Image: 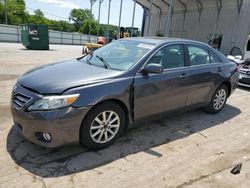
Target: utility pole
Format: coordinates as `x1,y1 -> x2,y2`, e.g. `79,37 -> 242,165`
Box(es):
4,0 -> 8,24
89,0 -> 97,42
147,1 -> 152,36
107,0 -> 111,39
166,0 -> 173,36
97,0 -> 104,38
131,1 -> 136,37
118,0 -> 123,38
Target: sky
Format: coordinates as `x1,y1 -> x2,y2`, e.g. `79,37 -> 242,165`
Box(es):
25,0 -> 144,29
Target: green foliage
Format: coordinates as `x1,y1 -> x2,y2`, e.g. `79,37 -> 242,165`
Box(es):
69,8 -> 94,31
100,24 -> 118,33
0,0 -> 28,25
48,20 -> 75,32
100,23 -> 119,38
27,9 -> 48,25
0,3 -> 120,36
79,19 -> 104,36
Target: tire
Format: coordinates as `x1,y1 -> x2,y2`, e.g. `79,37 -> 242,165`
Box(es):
204,84 -> 228,114
80,102 -> 126,150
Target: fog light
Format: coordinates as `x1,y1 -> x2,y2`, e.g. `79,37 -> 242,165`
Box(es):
42,132 -> 51,142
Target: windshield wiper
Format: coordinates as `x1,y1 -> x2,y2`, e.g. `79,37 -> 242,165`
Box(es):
95,55 -> 110,69
86,53 -> 93,65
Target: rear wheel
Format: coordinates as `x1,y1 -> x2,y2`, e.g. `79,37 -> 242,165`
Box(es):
80,102 -> 125,150
205,84 -> 228,114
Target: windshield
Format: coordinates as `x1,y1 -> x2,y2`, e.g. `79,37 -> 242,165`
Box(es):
80,40 -> 154,71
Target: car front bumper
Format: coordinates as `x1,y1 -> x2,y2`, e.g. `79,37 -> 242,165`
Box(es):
10,83 -> 91,148
11,105 -> 90,148
238,82 -> 250,87
238,70 -> 250,88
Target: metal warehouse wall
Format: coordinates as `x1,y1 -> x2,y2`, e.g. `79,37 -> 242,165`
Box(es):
142,0 -> 250,55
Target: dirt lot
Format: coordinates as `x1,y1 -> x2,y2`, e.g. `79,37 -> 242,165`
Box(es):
0,42 -> 250,188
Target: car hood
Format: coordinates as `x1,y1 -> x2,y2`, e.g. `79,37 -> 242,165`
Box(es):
18,59 -> 122,94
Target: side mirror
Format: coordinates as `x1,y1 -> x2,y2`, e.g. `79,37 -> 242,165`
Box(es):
141,63 -> 164,75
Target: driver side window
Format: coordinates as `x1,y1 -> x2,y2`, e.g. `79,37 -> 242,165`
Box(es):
147,44 -> 185,69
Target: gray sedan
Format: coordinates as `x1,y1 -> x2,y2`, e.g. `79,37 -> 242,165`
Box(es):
11,37 -> 239,149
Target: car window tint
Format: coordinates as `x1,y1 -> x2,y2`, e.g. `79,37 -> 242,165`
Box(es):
210,52 -> 221,64
188,45 -> 210,66
147,49 -> 164,65
147,44 -> 184,69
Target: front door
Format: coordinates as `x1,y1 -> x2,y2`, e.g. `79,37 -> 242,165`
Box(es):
133,44 -> 189,120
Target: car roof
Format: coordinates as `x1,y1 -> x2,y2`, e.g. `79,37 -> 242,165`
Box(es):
121,37 -> 206,46
119,37 -> 228,63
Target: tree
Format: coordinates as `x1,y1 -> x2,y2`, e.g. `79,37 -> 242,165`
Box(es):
79,19 -> 104,36
48,20 -> 75,32
0,1 -> 5,23
34,9 -> 44,18
100,23 -> 119,37
0,2 -> 121,36
0,0 -> 28,25
27,9 -> 48,25
69,8 -> 94,31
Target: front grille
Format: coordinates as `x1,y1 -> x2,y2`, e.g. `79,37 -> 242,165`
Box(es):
239,77 -> 250,85
12,93 -> 32,110
240,69 -> 250,76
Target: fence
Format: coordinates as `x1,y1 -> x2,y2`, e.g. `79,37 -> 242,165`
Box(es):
0,24 -> 97,45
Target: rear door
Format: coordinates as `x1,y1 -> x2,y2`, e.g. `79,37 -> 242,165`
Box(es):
133,44 -> 190,120
184,44 -> 224,106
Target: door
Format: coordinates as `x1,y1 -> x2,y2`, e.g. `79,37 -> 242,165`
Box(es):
133,44 -> 190,120
185,44 -> 224,106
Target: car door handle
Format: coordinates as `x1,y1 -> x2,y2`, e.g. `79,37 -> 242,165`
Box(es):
217,67 -> 222,72
180,73 -> 189,79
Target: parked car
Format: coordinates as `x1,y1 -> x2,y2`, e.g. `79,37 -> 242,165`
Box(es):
228,34 -> 250,62
244,34 -> 250,61
238,59 -> 250,87
227,35 -> 250,88
11,37 -> 239,149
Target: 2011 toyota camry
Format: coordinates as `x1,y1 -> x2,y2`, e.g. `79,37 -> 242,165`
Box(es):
11,37 -> 239,149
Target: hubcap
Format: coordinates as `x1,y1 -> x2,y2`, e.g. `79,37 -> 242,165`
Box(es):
213,89 -> 226,110
90,110 -> 120,144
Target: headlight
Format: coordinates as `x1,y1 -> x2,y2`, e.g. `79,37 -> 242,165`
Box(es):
28,94 -> 79,111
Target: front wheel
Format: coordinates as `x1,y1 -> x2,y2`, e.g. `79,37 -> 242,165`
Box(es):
80,102 -> 126,150
204,85 -> 228,114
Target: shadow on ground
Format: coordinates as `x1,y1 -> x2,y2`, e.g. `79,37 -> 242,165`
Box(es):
20,48 -> 57,51
7,104 -> 241,177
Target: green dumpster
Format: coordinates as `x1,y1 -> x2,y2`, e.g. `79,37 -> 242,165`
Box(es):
21,25 -> 49,50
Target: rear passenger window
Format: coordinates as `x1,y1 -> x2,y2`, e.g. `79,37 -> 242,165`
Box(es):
187,45 -> 210,66
210,52 -> 221,64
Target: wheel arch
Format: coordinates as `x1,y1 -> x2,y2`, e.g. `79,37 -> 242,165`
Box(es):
220,81 -> 232,97
79,98 -> 130,143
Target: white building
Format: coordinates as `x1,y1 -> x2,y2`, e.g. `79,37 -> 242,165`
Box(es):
136,0 -> 250,55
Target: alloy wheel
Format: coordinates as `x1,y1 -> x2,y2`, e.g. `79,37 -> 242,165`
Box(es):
213,89 -> 226,110
90,110 -> 120,144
